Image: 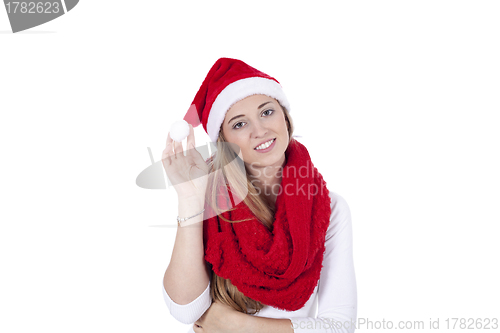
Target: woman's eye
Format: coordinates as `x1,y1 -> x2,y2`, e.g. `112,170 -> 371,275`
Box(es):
263,109 -> 274,116
233,122 -> 244,129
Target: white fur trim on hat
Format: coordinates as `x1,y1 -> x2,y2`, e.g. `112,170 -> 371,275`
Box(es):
206,77 -> 291,142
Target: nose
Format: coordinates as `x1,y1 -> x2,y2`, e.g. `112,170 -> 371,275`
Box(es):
251,121 -> 268,139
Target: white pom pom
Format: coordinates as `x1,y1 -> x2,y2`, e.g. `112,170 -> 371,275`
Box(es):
169,120 -> 190,142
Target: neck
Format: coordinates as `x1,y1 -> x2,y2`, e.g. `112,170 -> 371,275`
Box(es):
247,154 -> 287,206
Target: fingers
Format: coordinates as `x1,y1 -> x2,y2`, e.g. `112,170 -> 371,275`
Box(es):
173,139 -> 184,157
165,132 -> 185,160
162,133 -> 174,165
186,124 -> 201,160
168,126 -> 184,158
166,131 -> 173,147
165,133 -> 174,155
164,125 -> 199,165
162,147 -> 170,166
186,124 -> 195,150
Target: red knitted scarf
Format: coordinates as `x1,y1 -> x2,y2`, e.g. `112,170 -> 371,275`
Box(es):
203,139 -> 331,311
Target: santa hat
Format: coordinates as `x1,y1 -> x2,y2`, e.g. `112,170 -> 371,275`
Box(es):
183,57 -> 291,142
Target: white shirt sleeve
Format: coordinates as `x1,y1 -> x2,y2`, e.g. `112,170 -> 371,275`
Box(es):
288,191 -> 358,333
161,279 -> 212,325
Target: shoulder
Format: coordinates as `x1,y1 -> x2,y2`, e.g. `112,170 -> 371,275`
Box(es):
328,191 -> 351,218
326,191 -> 353,236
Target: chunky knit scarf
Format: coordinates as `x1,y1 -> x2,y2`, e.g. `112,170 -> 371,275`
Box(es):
203,139 -> 332,311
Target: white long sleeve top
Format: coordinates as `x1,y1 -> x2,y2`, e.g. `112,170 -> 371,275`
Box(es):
162,190 -> 357,333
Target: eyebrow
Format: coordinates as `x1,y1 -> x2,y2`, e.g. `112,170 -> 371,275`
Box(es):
227,101 -> 273,125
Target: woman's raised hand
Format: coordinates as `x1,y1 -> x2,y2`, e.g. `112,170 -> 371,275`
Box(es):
162,124 -> 209,200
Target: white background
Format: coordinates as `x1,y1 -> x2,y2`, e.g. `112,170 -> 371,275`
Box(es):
1,1 -> 499,332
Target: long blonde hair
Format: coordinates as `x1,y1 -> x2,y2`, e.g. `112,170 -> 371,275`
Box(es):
204,101 -> 294,314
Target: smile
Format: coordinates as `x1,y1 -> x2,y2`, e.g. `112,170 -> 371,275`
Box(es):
254,138 -> 276,151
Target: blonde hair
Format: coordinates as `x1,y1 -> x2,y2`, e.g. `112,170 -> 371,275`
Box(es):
204,101 -> 294,314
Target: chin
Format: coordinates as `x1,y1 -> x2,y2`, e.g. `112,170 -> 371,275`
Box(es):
254,151 -> 284,165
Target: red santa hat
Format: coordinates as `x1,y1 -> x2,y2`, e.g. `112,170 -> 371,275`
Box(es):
183,57 -> 291,142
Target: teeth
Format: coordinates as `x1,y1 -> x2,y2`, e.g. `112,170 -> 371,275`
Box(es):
255,139 -> 274,150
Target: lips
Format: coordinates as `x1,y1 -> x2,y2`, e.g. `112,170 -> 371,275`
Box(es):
254,138 -> 276,150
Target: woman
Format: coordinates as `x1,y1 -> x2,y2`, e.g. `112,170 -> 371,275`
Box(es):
161,58 -> 357,333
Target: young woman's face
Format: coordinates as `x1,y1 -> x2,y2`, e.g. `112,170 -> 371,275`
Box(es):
221,94 -> 289,168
